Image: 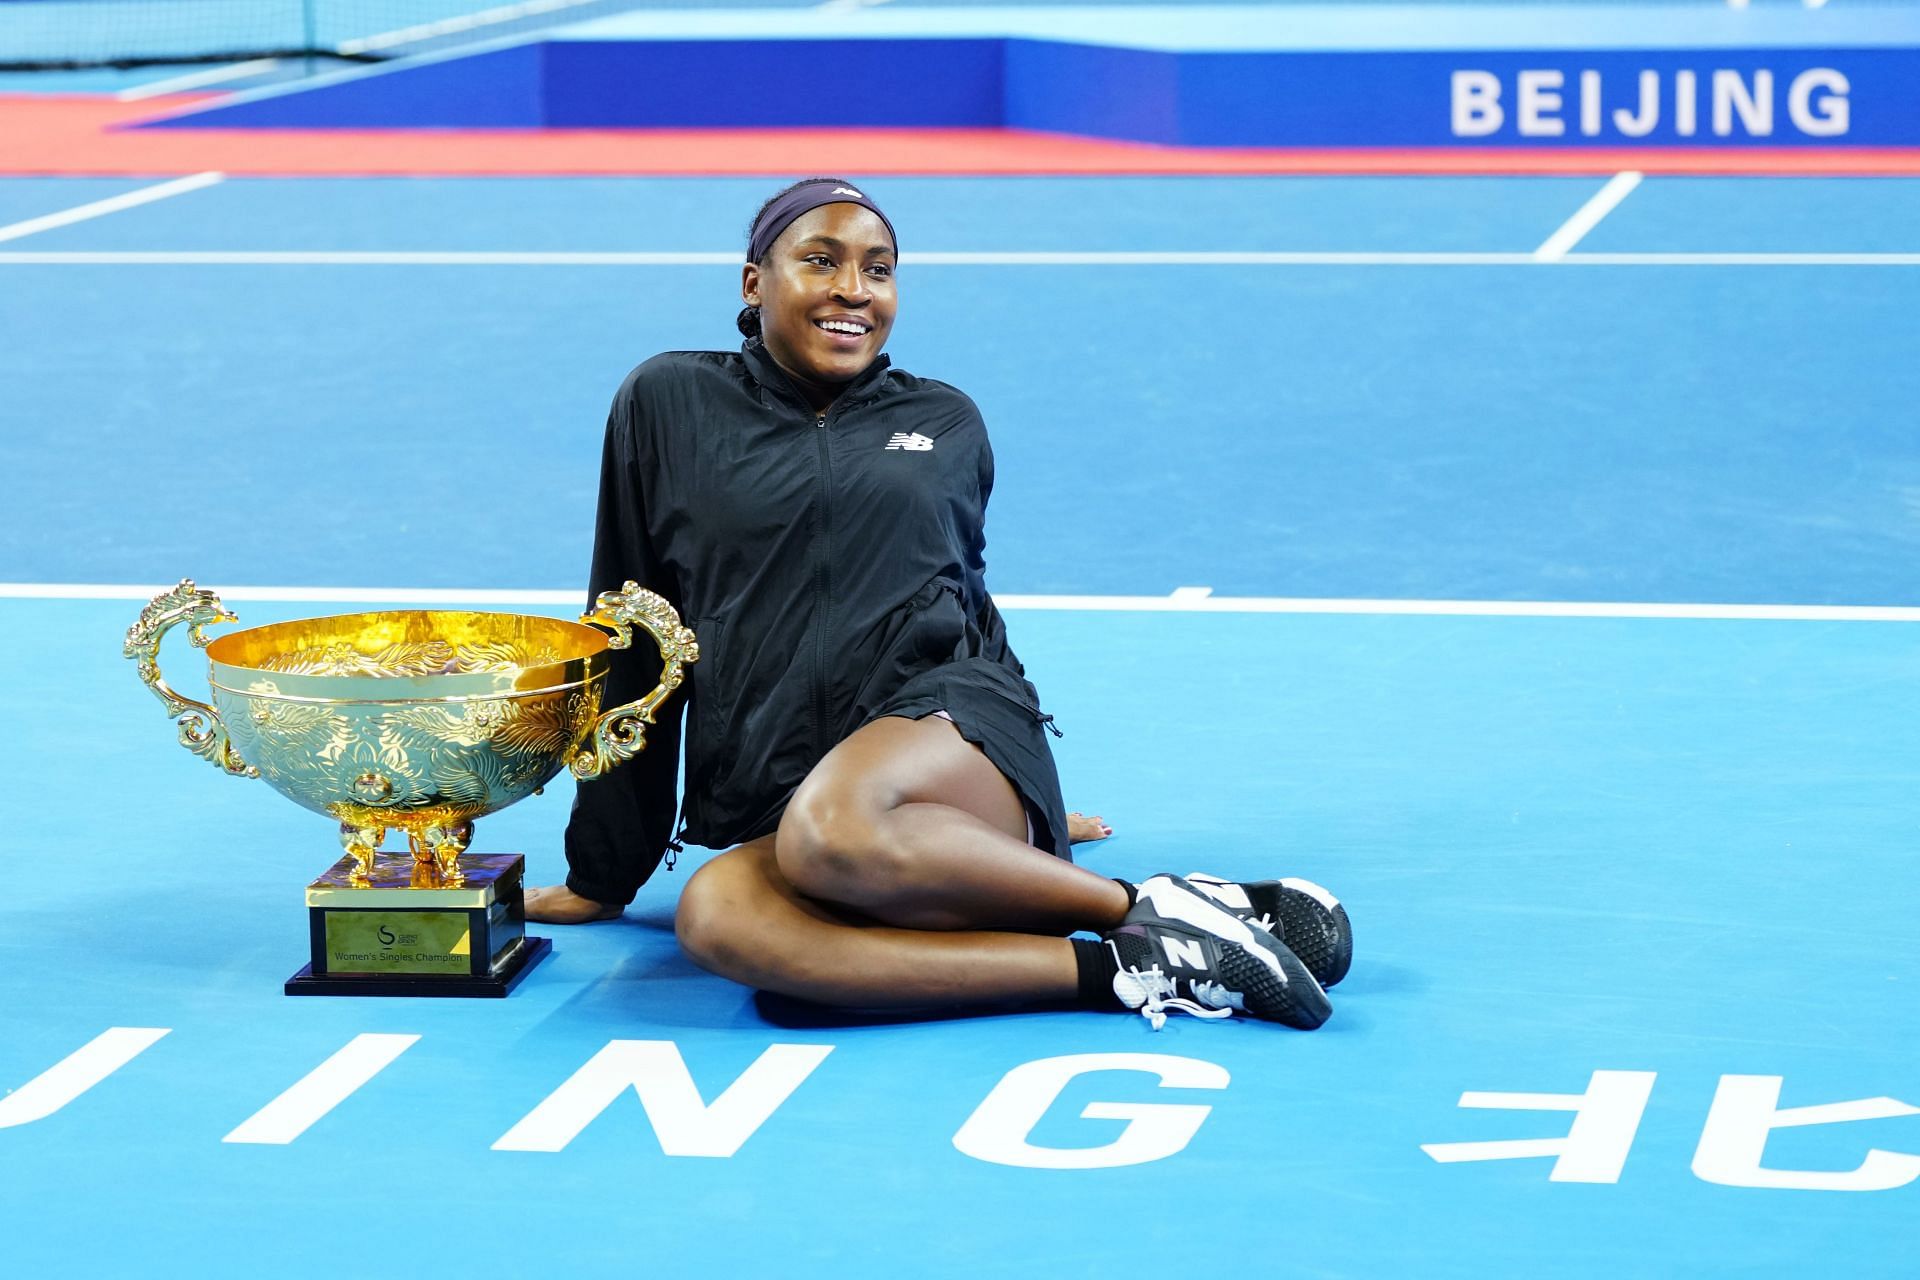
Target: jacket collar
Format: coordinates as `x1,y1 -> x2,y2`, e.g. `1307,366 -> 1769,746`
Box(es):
742,338 -> 893,417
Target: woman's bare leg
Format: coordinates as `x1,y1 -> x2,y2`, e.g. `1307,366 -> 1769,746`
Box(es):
531,717 -> 1119,928
529,801 -> 1111,924
775,714 -> 1131,934
676,835 -> 1081,1008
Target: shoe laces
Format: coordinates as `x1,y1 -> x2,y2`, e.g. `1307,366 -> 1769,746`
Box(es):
1109,943 -> 1235,1031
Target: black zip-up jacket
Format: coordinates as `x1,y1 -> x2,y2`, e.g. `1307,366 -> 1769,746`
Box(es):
563,340 -> 1068,904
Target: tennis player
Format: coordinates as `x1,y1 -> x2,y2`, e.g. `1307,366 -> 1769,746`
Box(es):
526,180 -> 1350,1028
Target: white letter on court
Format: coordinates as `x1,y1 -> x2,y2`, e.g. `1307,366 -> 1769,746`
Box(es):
1612,70 -> 1660,137
1422,1070 -> 1656,1183
1712,69 -> 1773,137
1579,70 -> 1602,136
1789,69 -> 1850,137
953,1053 -> 1229,1170
0,1028 -> 170,1129
1517,70 -> 1566,136
1452,71 -> 1503,137
493,1040 -> 832,1156
1692,1075 -> 1920,1192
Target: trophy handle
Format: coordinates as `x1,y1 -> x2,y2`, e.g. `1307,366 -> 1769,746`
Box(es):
570,581 -> 699,780
123,579 -> 259,778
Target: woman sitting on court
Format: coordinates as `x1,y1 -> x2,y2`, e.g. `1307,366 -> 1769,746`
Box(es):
525,179 -> 1350,1029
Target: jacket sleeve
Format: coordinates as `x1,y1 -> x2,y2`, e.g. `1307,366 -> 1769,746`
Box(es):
561,376 -> 686,905
966,409 -> 1025,677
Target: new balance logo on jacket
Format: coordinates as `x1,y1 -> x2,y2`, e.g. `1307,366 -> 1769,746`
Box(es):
886,433 -> 934,452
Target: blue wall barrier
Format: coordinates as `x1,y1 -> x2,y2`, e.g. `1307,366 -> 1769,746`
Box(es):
544,38 -> 1006,129
140,34 -> 1920,147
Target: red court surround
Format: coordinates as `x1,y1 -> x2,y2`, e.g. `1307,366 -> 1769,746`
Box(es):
5,95 -> 1920,176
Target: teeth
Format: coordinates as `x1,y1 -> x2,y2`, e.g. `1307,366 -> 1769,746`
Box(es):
818,320 -> 869,335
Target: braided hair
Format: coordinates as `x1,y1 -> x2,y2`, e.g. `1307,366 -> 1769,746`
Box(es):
736,176 -> 862,340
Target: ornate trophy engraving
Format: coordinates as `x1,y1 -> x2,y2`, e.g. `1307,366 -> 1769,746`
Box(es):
127,579 -> 697,996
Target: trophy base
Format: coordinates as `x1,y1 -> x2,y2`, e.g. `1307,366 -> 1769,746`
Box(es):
287,850 -> 552,998
286,935 -> 552,998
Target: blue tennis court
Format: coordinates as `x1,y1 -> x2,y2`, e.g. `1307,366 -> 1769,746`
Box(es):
3,170 -> 1918,1276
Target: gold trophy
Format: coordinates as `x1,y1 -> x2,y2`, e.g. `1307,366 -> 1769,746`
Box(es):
126,579 -> 697,997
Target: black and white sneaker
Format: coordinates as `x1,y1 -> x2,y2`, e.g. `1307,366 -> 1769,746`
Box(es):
1185,872 -> 1353,988
1102,874 -> 1331,1030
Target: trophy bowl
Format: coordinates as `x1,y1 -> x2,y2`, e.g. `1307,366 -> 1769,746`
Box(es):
127,579 -> 697,888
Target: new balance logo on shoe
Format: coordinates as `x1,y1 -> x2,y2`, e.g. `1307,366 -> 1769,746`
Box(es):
886,433 -> 934,452
1103,875 -> 1330,1031
1185,871 -> 1353,988
1161,936 -> 1209,969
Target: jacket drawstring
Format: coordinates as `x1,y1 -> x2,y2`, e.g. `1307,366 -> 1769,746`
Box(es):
664,792 -> 688,872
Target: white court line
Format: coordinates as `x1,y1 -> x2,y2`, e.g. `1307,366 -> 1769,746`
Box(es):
1562,253 -> 1920,265
920,252 -> 1539,265
337,0 -> 606,54
1535,171 -> 1643,262
117,60 -> 279,102
0,174 -> 225,246
8,583 -> 1920,622
0,250 -> 732,265
1,583 -> 582,605
222,1033 -> 419,1145
2,249 -> 1915,267
994,595 -> 1920,621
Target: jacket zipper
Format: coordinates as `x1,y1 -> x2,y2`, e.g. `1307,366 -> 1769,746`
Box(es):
811,410 -> 833,762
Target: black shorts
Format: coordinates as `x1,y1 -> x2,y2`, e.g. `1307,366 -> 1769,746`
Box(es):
857,656 -> 1072,862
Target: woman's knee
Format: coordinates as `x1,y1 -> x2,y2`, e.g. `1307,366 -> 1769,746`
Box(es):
774,781 -> 905,905
675,854 -> 760,978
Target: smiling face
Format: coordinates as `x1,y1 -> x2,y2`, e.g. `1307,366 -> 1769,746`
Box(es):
742,203 -> 897,404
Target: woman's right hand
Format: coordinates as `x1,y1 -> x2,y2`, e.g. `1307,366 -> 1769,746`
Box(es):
524,884 -> 624,924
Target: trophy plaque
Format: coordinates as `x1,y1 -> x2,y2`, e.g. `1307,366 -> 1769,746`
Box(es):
125,579 -> 697,998
294,852 -> 545,997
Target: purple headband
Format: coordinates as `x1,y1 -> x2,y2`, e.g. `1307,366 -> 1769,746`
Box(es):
747,180 -> 898,264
